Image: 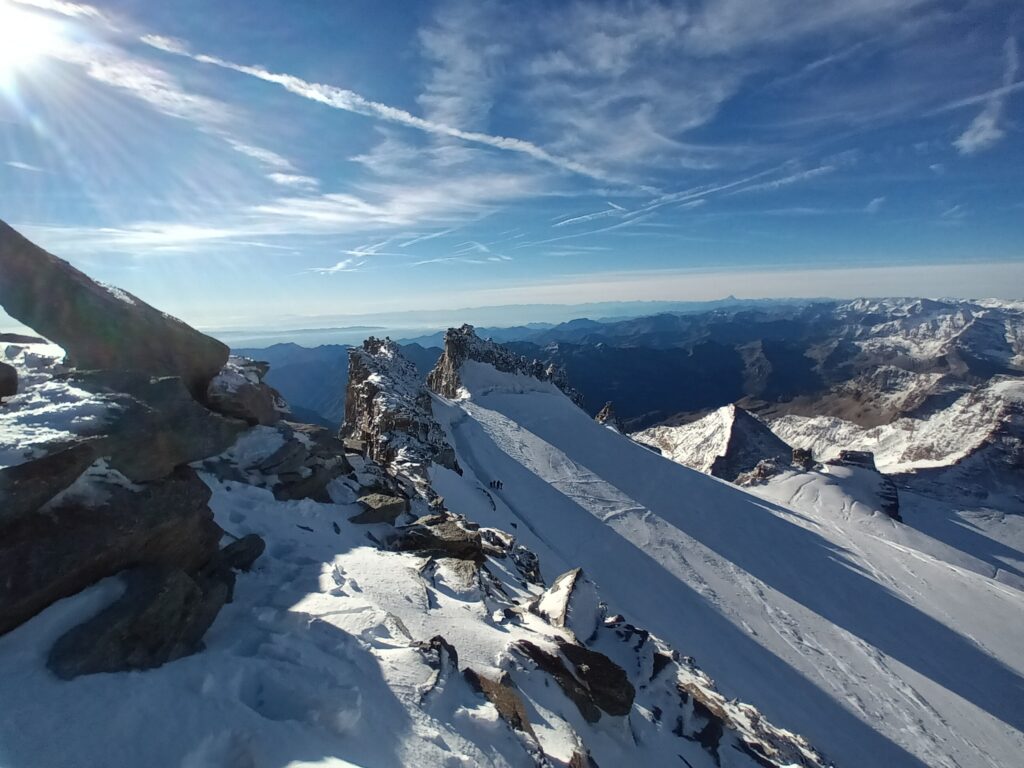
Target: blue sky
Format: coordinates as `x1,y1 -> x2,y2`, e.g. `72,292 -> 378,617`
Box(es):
1,0 -> 1022,329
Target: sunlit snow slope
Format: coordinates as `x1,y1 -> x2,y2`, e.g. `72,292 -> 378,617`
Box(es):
430,360 -> 1024,768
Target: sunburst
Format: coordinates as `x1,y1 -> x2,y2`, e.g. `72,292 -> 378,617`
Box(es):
0,1 -> 66,88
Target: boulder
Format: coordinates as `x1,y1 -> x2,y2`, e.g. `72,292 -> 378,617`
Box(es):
0,466 -> 221,636
69,370 -> 246,483
0,441 -> 97,526
206,357 -> 285,426
47,565 -> 229,679
0,220 -> 228,398
217,534 -> 266,573
0,360 -> 16,398
349,493 -> 408,524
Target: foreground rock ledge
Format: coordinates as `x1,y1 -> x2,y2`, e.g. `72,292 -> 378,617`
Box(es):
0,220 -> 228,398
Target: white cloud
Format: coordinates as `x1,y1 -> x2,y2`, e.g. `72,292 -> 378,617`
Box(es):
10,0 -> 104,20
865,196 -> 885,214
267,173 -> 319,190
955,38 -> 1019,155
5,160 -> 45,172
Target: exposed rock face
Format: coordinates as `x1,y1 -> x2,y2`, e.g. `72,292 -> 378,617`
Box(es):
341,337 -> 459,494
427,324 -> 582,404
0,360 -> 15,398
633,404 -> 793,482
594,401 -> 624,432
47,565 -> 229,680
0,220 -> 228,398
207,356 -> 287,426
463,669 -> 539,741
0,466 -> 221,636
514,639 -> 634,723
69,370 -> 247,483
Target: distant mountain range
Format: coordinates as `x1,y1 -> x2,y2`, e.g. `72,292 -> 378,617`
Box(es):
237,298 -> 1024,436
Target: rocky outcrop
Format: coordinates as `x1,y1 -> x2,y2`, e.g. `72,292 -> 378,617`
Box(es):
0,360 -> 15,398
206,356 -> 287,426
0,466 -> 221,636
594,401 -> 624,432
792,447 -> 815,470
463,669 -> 539,741
389,513 -> 484,560
0,221 -> 229,398
69,370 -> 247,483
427,324 -> 582,404
514,639 -> 634,723
341,337 -> 459,495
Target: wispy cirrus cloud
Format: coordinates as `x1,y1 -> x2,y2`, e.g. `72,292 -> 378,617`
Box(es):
5,160 -> 46,172
139,38 -> 616,184
954,38 -> 1019,155
309,257 -> 366,274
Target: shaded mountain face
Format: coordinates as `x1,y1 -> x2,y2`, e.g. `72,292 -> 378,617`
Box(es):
499,299 -> 1024,430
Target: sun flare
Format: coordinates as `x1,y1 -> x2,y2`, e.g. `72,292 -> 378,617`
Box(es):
0,1 -> 65,79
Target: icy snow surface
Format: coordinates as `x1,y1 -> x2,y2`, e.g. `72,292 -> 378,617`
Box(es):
429,361 -> 1024,768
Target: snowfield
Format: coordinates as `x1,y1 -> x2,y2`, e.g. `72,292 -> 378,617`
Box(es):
429,361 -> 1024,768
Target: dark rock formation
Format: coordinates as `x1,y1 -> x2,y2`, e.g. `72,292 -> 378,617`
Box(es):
349,493 -> 408,524
514,639 -> 634,723
427,324 -> 582,404
47,565 -> 229,679
735,458 -> 787,487
207,357 -> 286,426
0,360 -> 16,398
341,337 -> 459,495
792,447 -> 814,470
0,442 -> 96,526
831,449 -> 878,470
0,220 -> 228,398
0,466 -> 221,636
389,514 -> 483,560
259,422 -> 353,502
69,370 -> 246,483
